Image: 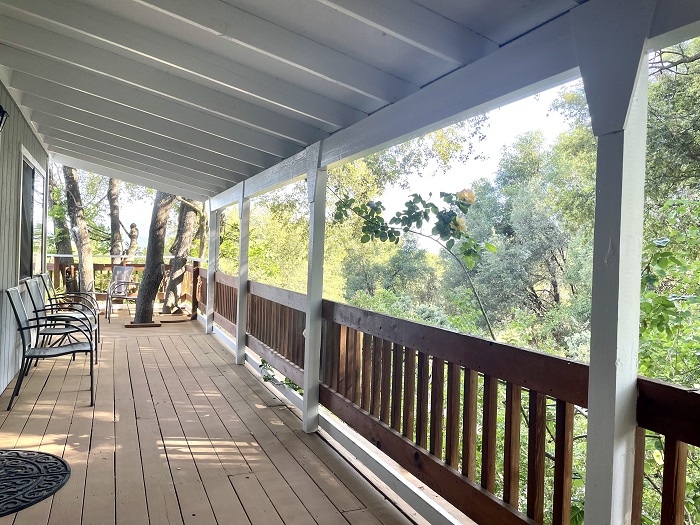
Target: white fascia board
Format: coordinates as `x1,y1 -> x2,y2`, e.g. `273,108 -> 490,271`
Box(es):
316,0 -> 497,65
13,76 -> 281,167
43,134 -> 230,194
321,14 -> 580,168
31,110 -> 252,181
0,15 -> 328,144
22,93 -> 263,172
51,152 -> 211,201
134,0 -> 416,103
0,45 -> 302,158
0,0 -> 366,129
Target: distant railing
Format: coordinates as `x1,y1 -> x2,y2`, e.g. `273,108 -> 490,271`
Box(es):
47,255 -> 205,315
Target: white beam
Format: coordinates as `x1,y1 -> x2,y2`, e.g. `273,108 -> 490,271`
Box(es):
51,152 -> 209,201
135,0 -> 416,104
0,15 -> 328,143
44,137 -> 229,194
33,111 -> 250,182
315,0 -> 497,65
0,0 -> 367,128
235,183 -> 249,365
321,14 -> 580,168
302,142 -> 325,433
206,203 -> 220,334
19,88 -> 279,168
573,0 -> 655,523
0,45 -> 301,158
37,128 -> 236,191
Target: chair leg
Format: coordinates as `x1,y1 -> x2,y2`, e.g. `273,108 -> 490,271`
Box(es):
8,358 -> 29,410
89,351 -> 94,407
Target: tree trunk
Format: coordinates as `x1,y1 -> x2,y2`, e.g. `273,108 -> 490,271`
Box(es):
48,164 -> 74,272
196,201 -> 207,258
122,222 -> 139,261
133,191 -> 175,323
63,166 -> 94,292
108,178 -> 123,264
162,200 -> 199,314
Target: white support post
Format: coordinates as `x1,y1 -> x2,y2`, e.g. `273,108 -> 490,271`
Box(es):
206,202 -> 219,334
573,0 -> 656,522
302,142 -> 325,434
235,182 -> 249,365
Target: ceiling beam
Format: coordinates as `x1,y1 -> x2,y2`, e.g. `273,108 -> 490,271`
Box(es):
0,0 -> 367,128
21,93 -> 257,173
32,111 -> 250,182
0,15 -> 329,143
50,152 -> 214,200
12,76 -> 281,167
0,46 -> 302,158
314,0 -> 497,65
135,0 -> 416,103
41,131 -> 233,193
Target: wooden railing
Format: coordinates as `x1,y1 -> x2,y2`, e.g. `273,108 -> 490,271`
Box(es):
195,273 -> 700,525
48,257 -> 205,315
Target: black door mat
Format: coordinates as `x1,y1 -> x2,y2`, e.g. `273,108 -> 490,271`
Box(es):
0,450 -> 71,517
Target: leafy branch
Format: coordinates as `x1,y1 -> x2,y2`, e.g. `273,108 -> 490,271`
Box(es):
331,187 -> 498,340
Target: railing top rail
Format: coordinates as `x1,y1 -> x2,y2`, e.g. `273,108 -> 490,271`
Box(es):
637,377 -> 700,447
323,300 -> 589,407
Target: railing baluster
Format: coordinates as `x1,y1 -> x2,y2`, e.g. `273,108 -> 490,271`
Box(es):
503,382 -> 521,507
552,399 -> 574,524
347,328 -> 357,403
338,325 -> 348,397
403,348 -> 416,441
416,351 -> 429,449
391,344 -> 404,432
462,369 -> 478,481
661,437 -> 687,525
481,374 -> 498,492
330,322 -> 340,391
429,358 -> 445,459
353,329 -> 362,405
361,333 -> 372,411
527,390 -> 546,522
445,362 -> 461,468
370,336 -> 382,416
380,340 -> 392,425
632,427 -> 645,525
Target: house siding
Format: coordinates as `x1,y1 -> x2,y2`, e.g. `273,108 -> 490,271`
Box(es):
0,79 -> 48,393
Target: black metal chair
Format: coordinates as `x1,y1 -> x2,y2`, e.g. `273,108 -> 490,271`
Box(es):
105,266 -> 138,323
38,272 -> 99,317
25,278 -> 99,363
6,286 -> 94,410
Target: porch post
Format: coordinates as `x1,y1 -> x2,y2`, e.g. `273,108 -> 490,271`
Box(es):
572,0 -> 656,522
235,182 -> 249,365
206,201 -> 219,334
302,142 -> 325,433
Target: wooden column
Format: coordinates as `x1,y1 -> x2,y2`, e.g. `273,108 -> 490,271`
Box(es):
573,0 -> 656,522
235,183 -> 249,365
205,201 -> 219,334
303,142 -> 325,433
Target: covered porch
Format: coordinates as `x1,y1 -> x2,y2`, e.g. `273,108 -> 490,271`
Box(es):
0,319 -> 420,525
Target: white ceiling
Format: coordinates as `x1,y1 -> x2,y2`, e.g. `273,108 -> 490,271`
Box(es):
0,0 -> 658,201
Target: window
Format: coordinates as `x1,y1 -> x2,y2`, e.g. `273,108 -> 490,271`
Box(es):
19,158 -> 45,280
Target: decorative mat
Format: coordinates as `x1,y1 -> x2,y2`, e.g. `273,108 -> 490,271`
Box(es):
0,450 -> 71,517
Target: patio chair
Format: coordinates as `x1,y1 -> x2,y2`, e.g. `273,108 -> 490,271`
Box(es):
38,272 -> 99,317
6,286 -> 94,410
105,266 -> 139,323
25,278 -> 99,363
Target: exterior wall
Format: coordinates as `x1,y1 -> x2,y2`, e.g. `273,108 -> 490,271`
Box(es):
0,79 -> 48,392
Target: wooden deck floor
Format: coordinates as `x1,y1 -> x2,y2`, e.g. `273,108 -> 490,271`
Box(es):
0,317 -> 415,525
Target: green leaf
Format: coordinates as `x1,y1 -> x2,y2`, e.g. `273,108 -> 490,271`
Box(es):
360,234 -> 370,243
446,239 -> 455,250
484,242 -> 497,253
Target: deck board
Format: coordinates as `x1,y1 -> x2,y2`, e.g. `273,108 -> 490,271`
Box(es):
0,320 -> 415,525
